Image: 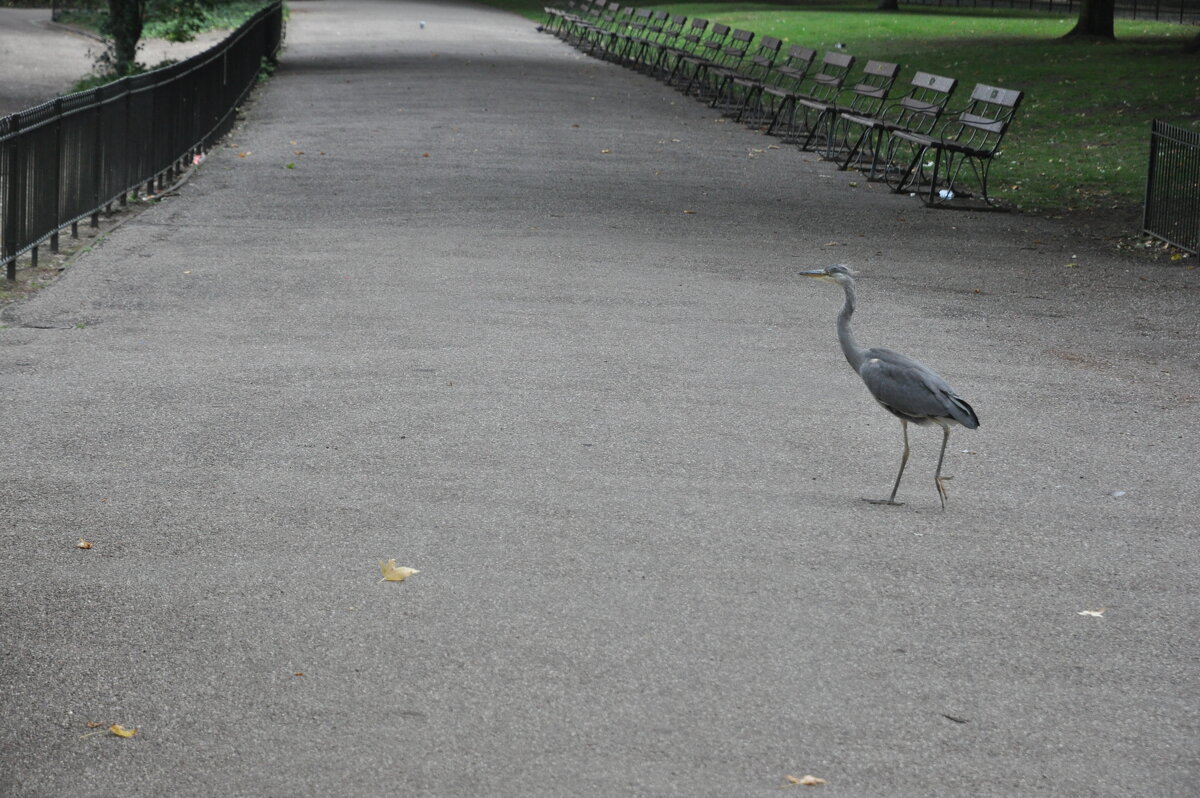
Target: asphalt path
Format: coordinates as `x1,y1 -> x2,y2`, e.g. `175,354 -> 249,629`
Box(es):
2,1 -> 1198,796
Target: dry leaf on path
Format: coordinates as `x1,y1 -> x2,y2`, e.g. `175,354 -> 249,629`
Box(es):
379,560 -> 419,582
76,539 -> 93,549
1077,608 -> 1105,617
109,724 -> 138,738
785,774 -> 827,786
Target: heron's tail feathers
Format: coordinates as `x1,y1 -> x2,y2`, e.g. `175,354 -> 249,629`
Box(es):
948,394 -> 979,429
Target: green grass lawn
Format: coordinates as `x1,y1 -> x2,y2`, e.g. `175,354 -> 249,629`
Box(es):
487,0 -> 1200,214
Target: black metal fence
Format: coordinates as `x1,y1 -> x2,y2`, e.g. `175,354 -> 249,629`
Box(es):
1144,120 -> 1200,254
0,2 -> 284,280
901,0 -> 1200,24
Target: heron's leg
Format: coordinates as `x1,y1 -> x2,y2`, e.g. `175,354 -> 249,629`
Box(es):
865,419 -> 908,506
934,424 -> 952,510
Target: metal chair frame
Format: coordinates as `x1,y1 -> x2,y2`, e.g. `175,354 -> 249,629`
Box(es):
710,35 -> 782,116
765,51 -> 855,143
797,59 -> 900,156
837,71 -> 958,180
884,83 -> 1024,208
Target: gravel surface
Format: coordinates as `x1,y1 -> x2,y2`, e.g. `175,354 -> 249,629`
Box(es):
1,2 -> 1197,796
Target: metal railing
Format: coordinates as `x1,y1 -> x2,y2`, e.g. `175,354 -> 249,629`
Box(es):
900,0 -> 1200,24
1,2 -> 284,280
1144,120 -> 1200,254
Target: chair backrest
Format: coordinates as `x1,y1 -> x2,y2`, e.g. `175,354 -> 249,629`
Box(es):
745,36 -> 783,78
661,13 -> 686,40
800,51 -> 855,101
678,17 -> 709,51
646,10 -> 669,34
840,59 -> 900,113
770,45 -> 816,87
715,28 -> 755,67
699,22 -> 731,56
887,71 -> 958,134
611,5 -> 633,28
939,83 -> 1024,154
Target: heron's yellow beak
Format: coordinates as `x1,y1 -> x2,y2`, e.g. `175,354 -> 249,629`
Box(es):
798,269 -> 831,281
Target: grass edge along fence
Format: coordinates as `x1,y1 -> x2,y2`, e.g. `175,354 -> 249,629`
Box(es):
0,1 -> 284,280
1144,119 -> 1200,254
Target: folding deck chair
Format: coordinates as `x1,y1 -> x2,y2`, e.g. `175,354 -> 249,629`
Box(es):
796,60 -> 900,157
884,83 -> 1024,207
686,28 -> 756,101
668,22 -> 730,89
742,45 -> 816,127
765,51 -> 855,143
710,36 -> 782,116
837,71 -> 958,180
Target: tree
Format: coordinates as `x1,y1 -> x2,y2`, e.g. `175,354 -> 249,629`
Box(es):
105,0 -> 147,76
877,0 -> 900,9
1063,0 -> 1116,39
100,0 -> 212,77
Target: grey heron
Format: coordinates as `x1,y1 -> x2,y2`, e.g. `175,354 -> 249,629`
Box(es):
799,265 -> 979,509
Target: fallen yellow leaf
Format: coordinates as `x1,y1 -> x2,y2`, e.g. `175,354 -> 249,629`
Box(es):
76,539 -> 93,549
786,774 -> 826,786
1077,608 -> 1105,617
379,559 -> 419,582
109,724 -> 138,738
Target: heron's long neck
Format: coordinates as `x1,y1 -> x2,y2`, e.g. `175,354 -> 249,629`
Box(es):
837,280 -> 866,372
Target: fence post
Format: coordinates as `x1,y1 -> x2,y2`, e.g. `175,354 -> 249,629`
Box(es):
3,114 -> 20,281
121,85 -> 131,207
1142,119 -> 1158,239
51,98 -> 63,253
90,84 -> 103,228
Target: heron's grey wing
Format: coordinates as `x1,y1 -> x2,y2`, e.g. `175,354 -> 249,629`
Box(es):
859,348 -> 979,428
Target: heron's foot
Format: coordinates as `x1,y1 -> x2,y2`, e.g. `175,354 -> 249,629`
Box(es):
935,475 -> 953,509
863,497 -> 904,506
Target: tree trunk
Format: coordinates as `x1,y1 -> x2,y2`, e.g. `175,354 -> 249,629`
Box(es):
1063,0 -> 1116,39
106,0 -> 146,75
877,0 -> 900,9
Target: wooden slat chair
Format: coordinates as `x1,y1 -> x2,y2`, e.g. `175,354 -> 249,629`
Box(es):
686,28 -> 756,101
836,71 -> 957,180
541,1 -> 575,36
742,45 -> 816,127
609,8 -> 653,63
624,10 -> 672,69
652,17 -> 709,81
710,35 -> 781,116
559,0 -> 606,46
796,59 -> 900,156
587,4 -> 634,58
884,83 -> 1024,207
667,22 -> 730,89
765,51 -> 855,143
634,13 -> 685,74
569,2 -> 619,51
